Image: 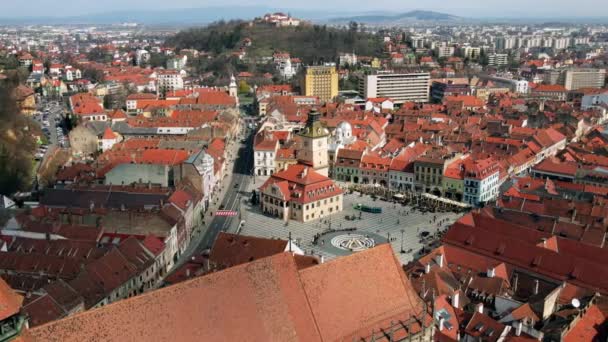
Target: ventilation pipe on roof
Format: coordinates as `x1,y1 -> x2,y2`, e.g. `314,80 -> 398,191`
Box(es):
425,263 -> 431,274
515,321 -> 523,336
534,279 -> 540,295
513,273 -> 519,293
435,254 -> 444,268
452,292 -> 460,309
439,317 -> 445,332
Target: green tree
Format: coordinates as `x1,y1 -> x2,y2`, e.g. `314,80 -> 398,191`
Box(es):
238,80 -> 251,94
82,67 -> 105,83
0,83 -> 37,195
87,47 -> 112,64
149,53 -> 170,68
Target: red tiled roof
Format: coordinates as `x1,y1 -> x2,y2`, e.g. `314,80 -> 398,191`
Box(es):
444,95 -> 485,108
29,244 -> 424,342
510,303 -> 540,323
563,304 -> 607,342
108,109 -> 127,119
443,219 -> 608,294
532,158 -> 577,177
168,189 -> 193,210
533,84 -> 567,92
70,93 -> 104,116
140,149 -> 189,165
126,93 -> 157,100
260,165 -> 342,204
102,127 -> 117,140
141,235 -> 165,256
209,232 -> 288,269
0,277 -> 23,321
464,311 -> 507,342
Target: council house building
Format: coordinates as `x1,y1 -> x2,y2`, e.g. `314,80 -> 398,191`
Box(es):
259,164 -> 343,222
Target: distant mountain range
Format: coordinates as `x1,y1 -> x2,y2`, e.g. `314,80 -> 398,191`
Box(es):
0,7 -> 605,26
328,10 -> 463,25
0,7 -> 277,26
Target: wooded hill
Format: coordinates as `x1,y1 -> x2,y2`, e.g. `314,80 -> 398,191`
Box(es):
0,78 -> 38,196
166,21 -> 383,64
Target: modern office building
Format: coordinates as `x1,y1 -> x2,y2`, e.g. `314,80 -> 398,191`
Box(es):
563,69 -> 606,90
359,71 -> 430,104
543,68 -> 605,90
301,65 -> 339,102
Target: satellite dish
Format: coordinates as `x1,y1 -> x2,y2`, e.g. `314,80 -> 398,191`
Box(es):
571,298 -> 581,308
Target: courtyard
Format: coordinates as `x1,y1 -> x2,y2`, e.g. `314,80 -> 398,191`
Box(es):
236,177 -> 466,265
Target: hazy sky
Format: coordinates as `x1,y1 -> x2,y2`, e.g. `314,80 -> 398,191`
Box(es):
2,0 -> 608,18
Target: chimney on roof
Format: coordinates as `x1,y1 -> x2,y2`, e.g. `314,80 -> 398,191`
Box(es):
487,267 -> 496,278
515,321 -> 523,336
425,263 -> 431,274
435,254 -> 444,268
476,303 -> 484,314
452,292 -> 460,308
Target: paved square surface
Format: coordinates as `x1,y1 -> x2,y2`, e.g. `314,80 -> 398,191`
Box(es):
236,177 -> 466,265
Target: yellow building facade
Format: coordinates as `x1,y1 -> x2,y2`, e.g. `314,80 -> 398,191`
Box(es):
301,66 -> 338,102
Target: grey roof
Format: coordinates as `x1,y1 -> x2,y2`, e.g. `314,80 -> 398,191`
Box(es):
111,121 -> 157,135
84,121 -> 111,137
40,188 -> 170,210
159,140 -> 206,151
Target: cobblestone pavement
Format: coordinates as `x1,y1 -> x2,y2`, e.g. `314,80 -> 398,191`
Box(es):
237,179 -> 466,265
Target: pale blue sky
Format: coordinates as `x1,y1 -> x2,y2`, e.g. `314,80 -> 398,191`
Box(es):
2,0 -> 608,18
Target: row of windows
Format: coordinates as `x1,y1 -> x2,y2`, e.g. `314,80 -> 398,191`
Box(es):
415,166 -> 441,174
303,206 -> 339,220
263,195 -> 339,210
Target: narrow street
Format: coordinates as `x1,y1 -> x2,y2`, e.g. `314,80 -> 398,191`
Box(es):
173,115 -> 256,268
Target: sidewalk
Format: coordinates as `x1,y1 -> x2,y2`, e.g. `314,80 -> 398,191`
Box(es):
173,137 -> 242,268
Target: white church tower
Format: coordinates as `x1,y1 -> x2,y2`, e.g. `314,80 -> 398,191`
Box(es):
229,74 -> 239,106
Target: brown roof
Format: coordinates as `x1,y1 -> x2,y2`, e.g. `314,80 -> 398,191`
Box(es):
29,244 -> 424,342
30,252 -> 323,342
0,277 -> 23,320
298,244 -> 423,341
209,232 -> 288,268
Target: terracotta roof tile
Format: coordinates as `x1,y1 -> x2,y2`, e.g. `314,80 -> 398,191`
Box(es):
0,277 -> 23,320
209,232 -> 288,269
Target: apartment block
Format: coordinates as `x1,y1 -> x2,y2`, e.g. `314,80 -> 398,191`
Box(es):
359,71 -> 430,104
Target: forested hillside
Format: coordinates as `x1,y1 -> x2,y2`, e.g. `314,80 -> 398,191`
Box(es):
0,77 -> 38,196
166,21 -> 383,64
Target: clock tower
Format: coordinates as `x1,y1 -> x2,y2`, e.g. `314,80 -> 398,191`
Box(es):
298,110 -> 329,176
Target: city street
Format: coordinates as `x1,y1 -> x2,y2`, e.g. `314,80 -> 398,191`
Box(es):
172,116 -> 257,269
193,128 -> 255,254
31,99 -> 68,189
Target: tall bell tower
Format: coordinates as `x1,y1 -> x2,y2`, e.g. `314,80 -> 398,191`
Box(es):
298,110 -> 329,176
